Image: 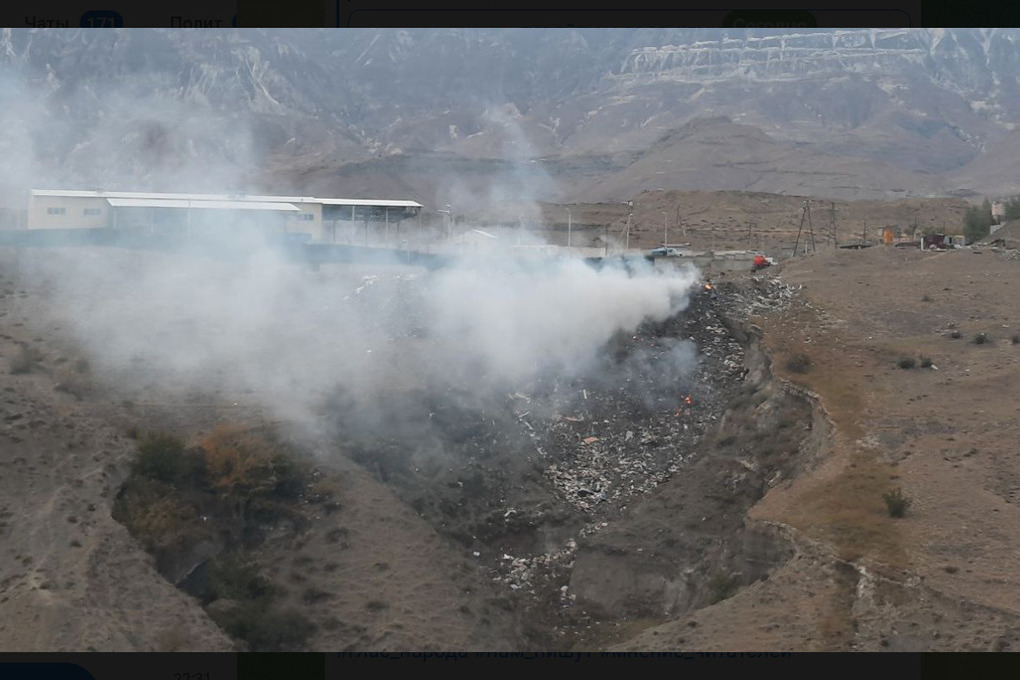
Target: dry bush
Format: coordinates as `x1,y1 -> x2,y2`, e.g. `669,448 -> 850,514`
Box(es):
9,344 -> 42,374
883,488 -> 911,518
707,572 -> 740,604
134,432 -> 199,485
53,368 -> 93,398
114,478 -> 203,555
201,424 -> 279,496
784,353 -> 812,374
201,424 -> 309,500
206,552 -> 275,605
154,627 -> 190,652
211,604 -> 316,652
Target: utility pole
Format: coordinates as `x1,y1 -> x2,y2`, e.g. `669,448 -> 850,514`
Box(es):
830,202 -> 837,248
604,222 -> 609,257
862,218 -> 867,246
625,212 -> 632,250
663,211 -> 669,245
793,201 -> 808,256
567,207 -> 572,248
807,201 -> 816,252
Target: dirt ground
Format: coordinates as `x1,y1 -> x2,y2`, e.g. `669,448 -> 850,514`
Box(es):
4,234 -> 1020,652
463,191 -> 971,256
619,244 -> 1020,651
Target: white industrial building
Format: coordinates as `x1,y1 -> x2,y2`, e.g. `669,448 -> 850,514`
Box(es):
25,190 -> 423,244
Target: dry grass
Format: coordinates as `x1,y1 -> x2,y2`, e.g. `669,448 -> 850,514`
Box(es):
757,301 -> 907,568
789,452 -> 909,568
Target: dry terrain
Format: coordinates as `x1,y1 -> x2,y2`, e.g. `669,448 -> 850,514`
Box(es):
620,244 -> 1020,651
3,213 -> 1020,652
455,191 -> 971,257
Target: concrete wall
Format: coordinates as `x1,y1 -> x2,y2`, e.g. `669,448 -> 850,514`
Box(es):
27,195 -> 110,229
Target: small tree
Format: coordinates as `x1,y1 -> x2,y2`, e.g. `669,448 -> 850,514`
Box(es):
135,432 -> 190,484
963,201 -> 994,244
1004,195 -> 1020,221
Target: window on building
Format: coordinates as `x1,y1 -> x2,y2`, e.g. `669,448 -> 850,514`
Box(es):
298,213 -> 315,221
46,207 -> 66,215
83,208 -> 102,216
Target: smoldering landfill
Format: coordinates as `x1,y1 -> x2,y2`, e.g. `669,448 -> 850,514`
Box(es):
11,246 -> 789,594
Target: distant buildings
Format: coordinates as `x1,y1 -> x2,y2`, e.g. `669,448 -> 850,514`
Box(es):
25,189 -> 423,245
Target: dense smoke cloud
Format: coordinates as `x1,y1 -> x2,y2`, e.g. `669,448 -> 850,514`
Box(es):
0,30 -> 704,444
16,246 -> 700,437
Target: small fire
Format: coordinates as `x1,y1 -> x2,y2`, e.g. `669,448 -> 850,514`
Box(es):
704,283 -> 713,291
674,395 -> 694,417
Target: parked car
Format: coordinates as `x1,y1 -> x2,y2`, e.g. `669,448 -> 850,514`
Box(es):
650,247 -> 683,257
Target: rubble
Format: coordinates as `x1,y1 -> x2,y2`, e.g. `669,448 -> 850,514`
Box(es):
331,273 -> 803,600
721,276 -> 799,319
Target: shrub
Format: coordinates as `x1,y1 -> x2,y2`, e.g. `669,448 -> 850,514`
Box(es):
211,602 -> 316,652
53,368 -> 92,398
206,553 -> 275,604
1013,335 -> 1020,345
302,587 -> 333,604
9,344 -> 42,374
784,353 -> 811,374
883,488 -> 912,518
949,330 -> 962,339
244,608 -> 317,652
920,357 -> 933,368
707,573 -> 739,604
202,424 -> 280,496
135,432 -> 193,485
113,477 -> 205,559
898,357 -> 916,369
201,424 -> 310,501
974,332 -> 989,345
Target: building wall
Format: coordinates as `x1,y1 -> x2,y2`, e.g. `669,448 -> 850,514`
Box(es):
286,202 -> 323,241
27,195 -> 109,229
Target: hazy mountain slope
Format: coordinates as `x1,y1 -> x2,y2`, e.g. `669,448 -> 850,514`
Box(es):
1,28 -> 1019,202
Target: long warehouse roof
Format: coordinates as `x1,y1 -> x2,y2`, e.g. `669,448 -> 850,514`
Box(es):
32,189 -> 422,208
318,198 -> 424,208
105,198 -> 300,211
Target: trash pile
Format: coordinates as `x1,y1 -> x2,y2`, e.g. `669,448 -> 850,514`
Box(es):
328,272 -> 766,598
497,539 -> 577,595
720,276 -> 799,319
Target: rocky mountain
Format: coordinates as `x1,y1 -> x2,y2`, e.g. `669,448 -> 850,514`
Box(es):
1,28 -> 1019,205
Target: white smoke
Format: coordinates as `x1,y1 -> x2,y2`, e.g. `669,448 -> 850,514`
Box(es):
0,30 -> 706,443
21,246 -> 700,430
